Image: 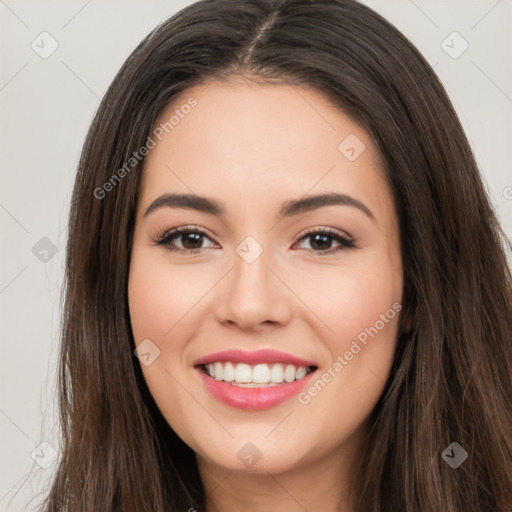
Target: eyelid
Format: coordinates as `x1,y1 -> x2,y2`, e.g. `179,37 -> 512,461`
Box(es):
152,225 -> 218,251
293,226 -> 357,253
153,224 -> 216,240
295,225 -> 354,242
152,225 -> 357,254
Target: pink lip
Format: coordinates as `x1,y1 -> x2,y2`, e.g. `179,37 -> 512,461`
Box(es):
193,349 -> 316,367
193,349 -> 318,410
196,368 -> 317,410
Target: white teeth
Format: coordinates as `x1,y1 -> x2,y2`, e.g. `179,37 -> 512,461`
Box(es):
252,364 -> 270,384
270,364 -> 284,383
203,362 -> 312,385
223,361 -> 235,382
213,362 -> 224,381
284,364 -> 296,383
295,366 -> 307,380
235,363 -> 252,383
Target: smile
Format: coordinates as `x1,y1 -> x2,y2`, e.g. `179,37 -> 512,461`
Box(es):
201,362 -> 314,387
194,349 -> 318,410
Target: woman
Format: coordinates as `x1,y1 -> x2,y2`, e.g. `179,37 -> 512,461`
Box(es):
40,0 -> 512,510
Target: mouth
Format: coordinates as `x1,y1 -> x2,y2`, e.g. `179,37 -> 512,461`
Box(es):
193,349 -> 319,410
199,361 -> 317,387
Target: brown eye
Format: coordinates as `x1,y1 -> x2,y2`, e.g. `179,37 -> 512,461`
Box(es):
154,227 -> 218,254
295,229 -> 356,254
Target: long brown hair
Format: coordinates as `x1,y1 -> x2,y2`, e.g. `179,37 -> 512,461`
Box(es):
37,0 -> 512,510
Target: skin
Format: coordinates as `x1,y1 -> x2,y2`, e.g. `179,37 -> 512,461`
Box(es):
128,77 -> 403,512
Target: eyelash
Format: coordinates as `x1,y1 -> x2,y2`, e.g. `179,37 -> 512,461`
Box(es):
152,225 -> 357,256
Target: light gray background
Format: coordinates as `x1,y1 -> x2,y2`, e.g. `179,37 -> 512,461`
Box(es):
1,0 -> 511,510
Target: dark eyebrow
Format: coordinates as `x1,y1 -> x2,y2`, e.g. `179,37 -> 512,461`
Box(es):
144,193 -> 222,217
279,193 -> 375,221
144,192 -> 375,221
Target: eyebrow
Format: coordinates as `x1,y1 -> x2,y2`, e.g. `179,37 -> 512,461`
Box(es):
144,192 -> 375,222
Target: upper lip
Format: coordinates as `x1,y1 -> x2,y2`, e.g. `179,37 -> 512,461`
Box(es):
194,349 -> 317,368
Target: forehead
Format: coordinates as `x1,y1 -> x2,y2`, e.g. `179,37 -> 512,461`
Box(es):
139,79 -> 393,225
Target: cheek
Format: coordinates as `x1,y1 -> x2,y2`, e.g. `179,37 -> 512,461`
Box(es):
127,255 -> 203,441
288,255 -> 401,351
128,254 -> 209,345
296,261 -> 402,423
127,254 -> 214,414
129,266 -> 173,344
329,268 -> 399,343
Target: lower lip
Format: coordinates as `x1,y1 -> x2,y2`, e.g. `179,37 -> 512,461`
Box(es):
196,367 -> 317,410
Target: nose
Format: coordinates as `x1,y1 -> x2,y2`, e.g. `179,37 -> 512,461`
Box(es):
215,245 -> 293,332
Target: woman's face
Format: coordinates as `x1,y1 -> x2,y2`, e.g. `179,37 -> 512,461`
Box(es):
128,78 -> 403,475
